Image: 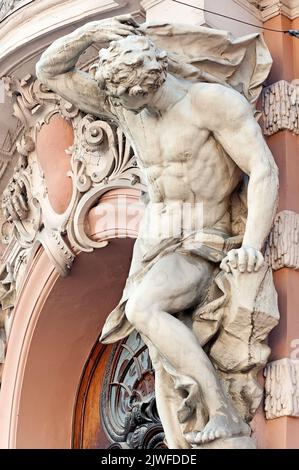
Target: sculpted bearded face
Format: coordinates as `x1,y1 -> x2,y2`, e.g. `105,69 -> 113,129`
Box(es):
91,35 -> 168,112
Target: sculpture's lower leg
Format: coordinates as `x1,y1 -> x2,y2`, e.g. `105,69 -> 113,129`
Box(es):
127,304 -> 251,447
143,336 -> 192,448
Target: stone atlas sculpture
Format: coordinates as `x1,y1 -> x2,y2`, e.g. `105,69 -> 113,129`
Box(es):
36,15 -> 280,449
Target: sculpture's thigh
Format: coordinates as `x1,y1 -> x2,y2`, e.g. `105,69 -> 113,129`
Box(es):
126,252 -> 215,316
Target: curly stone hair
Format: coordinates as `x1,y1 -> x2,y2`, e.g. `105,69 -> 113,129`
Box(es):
90,35 -> 168,99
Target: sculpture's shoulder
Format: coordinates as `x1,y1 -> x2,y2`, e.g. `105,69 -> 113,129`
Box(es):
187,81 -> 254,131
189,82 -> 251,121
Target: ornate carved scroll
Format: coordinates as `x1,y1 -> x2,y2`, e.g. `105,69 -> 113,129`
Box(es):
265,210 -> 299,270
262,80 -> 299,136
0,72 -> 145,375
264,358 -> 299,419
1,73 -> 144,268
67,113 -> 143,252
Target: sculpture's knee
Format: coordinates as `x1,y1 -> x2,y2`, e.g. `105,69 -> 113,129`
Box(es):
125,295 -> 149,333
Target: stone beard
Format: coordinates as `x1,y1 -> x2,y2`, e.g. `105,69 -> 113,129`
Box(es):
36,16 -> 279,449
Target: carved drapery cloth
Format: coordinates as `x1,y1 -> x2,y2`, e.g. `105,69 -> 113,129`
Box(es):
140,21 -> 272,105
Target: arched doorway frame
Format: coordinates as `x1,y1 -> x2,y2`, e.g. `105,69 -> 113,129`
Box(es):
0,188 -> 140,448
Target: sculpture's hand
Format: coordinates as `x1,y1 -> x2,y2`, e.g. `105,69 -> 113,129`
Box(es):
84,14 -> 140,43
220,246 -> 264,273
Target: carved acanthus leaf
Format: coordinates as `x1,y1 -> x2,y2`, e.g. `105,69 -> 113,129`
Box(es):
3,74 -> 61,129
262,80 -> 299,136
265,210 -> 299,270
264,358 -> 299,419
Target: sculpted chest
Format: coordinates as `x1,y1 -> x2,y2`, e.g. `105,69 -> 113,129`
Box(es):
123,109 -> 210,168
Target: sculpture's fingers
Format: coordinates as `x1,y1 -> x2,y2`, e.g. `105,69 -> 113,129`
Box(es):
114,24 -> 138,33
108,26 -> 137,37
115,14 -> 140,27
237,247 -> 246,272
247,247 -> 256,272
220,257 -> 231,273
255,251 -> 264,271
228,249 -> 237,269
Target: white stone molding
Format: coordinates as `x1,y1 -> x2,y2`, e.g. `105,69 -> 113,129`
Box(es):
262,80 -> 299,136
233,1 -> 265,20
265,210 -> 299,270
0,0 -> 143,76
142,0 -> 299,24
264,358 -> 299,419
235,1 -> 299,21
141,0 -> 205,24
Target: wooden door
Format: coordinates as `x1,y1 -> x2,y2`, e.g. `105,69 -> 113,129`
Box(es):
73,331 -> 165,449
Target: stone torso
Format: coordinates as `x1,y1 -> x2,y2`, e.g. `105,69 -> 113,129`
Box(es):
116,82 -> 242,233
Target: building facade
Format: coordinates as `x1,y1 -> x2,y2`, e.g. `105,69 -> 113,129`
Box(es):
0,0 -> 298,448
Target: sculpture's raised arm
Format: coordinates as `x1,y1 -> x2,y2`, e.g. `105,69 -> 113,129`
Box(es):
36,15 -> 139,118
196,85 -> 279,273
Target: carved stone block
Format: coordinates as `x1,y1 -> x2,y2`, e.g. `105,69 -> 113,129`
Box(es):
262,80 -> 299,136
264,358 -> 299,419
265,210 -> 299,270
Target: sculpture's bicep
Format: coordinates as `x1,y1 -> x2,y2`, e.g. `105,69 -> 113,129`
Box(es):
214,104 -> 276,176
38,68 -> 114,119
